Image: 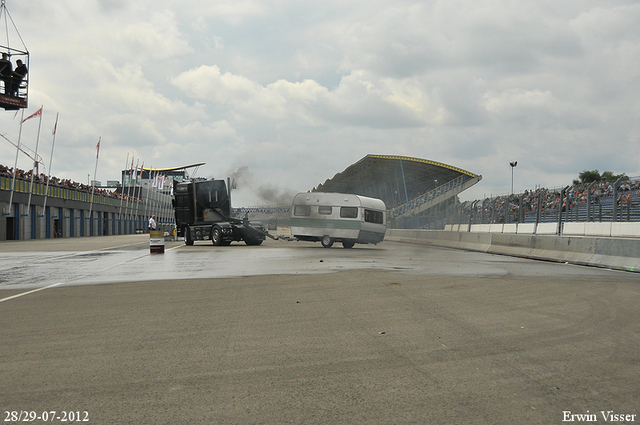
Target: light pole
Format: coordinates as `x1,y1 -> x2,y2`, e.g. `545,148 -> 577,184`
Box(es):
509,161 -> 517,194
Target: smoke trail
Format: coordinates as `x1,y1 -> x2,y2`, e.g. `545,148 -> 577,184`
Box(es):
256,183 -> 296,204
227,165 -> 296,205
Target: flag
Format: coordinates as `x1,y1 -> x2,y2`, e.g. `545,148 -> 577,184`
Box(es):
22,107 -> 42,123
96,139 -> 101,159
52,122 -> 57,135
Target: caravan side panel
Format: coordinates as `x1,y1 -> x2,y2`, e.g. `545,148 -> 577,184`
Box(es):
290,193 -> 386,244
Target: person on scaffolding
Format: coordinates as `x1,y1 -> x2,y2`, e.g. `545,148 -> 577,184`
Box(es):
0,53 -> 12,94
9,59 -> 27,96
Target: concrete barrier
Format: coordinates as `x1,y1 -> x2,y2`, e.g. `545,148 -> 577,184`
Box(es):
563,222 -> 586,236
489,223 -> 504,233
470,224 -> 491,233
611,222 -> 640,238
456,221 -> 640,239
386,229 -> 640,273
535,222 -> 558,235
516,223 -> 536,234
585,222 -> 611,237
502,223 -> 517,234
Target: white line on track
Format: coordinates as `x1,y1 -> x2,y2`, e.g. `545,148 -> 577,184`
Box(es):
0,282 -> 65,303
0,244 -> 184,303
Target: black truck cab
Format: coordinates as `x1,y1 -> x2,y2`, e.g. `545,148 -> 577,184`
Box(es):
173,178 -> 266,246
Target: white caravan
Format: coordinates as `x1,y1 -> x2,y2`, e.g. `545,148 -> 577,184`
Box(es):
290,192 -> 387,248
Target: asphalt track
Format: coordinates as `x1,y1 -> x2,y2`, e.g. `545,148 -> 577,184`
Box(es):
0,234 -> 638,424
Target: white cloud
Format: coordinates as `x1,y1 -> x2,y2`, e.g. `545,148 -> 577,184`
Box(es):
172,65 -> 261,104
172,67 -> 441,128
111,10 -> 192,62
483,88 -> 597,129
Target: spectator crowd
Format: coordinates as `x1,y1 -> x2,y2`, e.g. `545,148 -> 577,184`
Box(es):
0,164 -> 140,203
462,179 -> 640,224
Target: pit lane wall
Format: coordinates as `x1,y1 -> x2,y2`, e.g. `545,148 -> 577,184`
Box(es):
386,224 -> 640,273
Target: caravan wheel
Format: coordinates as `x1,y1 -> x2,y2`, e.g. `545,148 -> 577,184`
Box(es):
321,235 -> 334,248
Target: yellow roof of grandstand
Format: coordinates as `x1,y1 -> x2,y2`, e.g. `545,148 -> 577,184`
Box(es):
312,154 -> 480,209
367,155 -> 478,177
141,163 -> 205,172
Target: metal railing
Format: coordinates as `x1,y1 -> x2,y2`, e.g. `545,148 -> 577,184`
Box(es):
389,175 -> 472,217
0,175 -> 141,206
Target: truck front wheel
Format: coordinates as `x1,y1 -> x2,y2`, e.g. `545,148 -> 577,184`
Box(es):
185,226 -> 194,246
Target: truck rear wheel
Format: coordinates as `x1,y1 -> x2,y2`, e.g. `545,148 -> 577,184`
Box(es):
321,235 -> 333,248
185,226 -> 194,246
342,241 -> 355,249
245,239 -> 263,246
212,226 -> 223,246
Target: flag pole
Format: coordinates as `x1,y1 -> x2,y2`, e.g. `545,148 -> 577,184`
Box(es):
150,168 -> 159,229
143,167 -> 150,224
7,109 -> 25,214
145,166 -> 155,231
155,171 -> 163,228
139,162 -> 145,226
158,174 -> 167,229
126,156 -> 135,233
132,159 -> 140,232
147,168 -> 153,228
26,106 -> 44,220
88,137 -> 101,232
42,113 -> 59,214
118,152 -> 129,234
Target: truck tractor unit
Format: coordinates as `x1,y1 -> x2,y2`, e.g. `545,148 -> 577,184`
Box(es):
173,178 -> 267,246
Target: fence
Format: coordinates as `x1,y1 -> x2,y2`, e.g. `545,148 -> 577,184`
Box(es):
393,177 -> 640,231
0,175 -> 141,207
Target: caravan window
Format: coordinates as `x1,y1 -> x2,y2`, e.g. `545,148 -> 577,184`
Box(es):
318,206 -> 332,215
340,207 -> 358,218
294,205 -> 311,216
365,209 -> 384,224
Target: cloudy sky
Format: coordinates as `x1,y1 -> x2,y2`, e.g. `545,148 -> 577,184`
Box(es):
1,0 -> 639,206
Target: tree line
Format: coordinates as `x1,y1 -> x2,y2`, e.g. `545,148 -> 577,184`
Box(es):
573,170 -> 627,185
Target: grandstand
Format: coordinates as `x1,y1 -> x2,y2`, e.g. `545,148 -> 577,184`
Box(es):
313,154 -> 482,218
